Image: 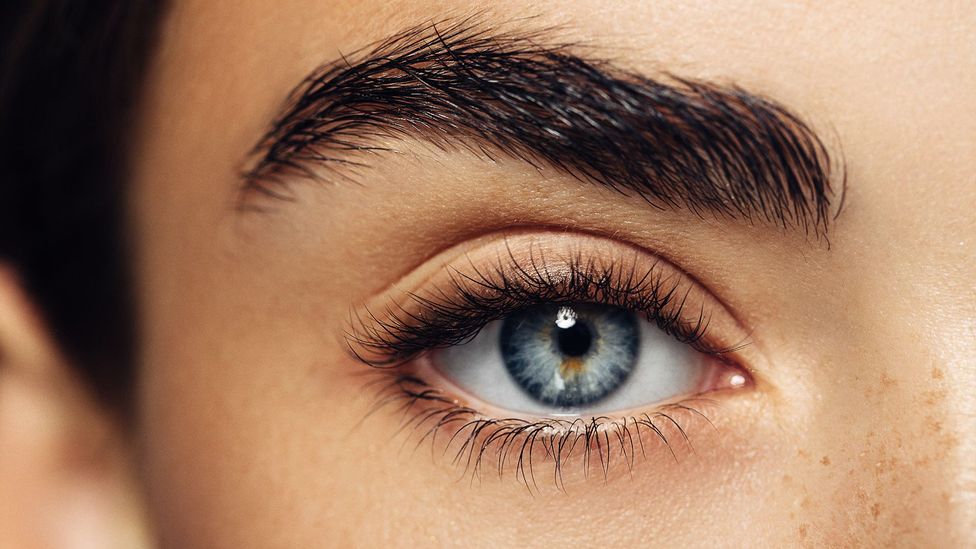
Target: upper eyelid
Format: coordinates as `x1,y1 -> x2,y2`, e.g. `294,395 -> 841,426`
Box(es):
343,232 -> 753,368
241,16 -> 842,239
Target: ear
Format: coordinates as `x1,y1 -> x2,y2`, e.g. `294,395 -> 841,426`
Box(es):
0,266 -> 152,548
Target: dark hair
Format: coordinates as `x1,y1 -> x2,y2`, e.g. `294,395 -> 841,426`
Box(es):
0,1 -> 166,409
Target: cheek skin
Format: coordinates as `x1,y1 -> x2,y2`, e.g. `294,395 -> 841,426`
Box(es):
131,0 -> 975,547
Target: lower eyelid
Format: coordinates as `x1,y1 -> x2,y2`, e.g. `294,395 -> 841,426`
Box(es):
361,367 -> 730,487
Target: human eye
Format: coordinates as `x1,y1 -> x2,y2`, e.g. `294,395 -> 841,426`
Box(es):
437,301 -> 740,416
347,232 -> 752,488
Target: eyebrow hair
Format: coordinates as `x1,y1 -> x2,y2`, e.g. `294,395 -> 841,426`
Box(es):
242,17 -> 841,236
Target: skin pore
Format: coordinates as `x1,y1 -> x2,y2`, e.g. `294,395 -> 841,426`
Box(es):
1,1 -> 973,547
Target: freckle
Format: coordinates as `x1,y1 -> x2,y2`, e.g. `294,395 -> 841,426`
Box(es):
941,434 -> 960,452
880,372 -> 896,387
923,389 -> 947,405
931,367 -> 944,379
871,503 -> 881,519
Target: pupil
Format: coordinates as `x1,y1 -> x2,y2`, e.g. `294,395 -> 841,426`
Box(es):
557,321 -> 593,357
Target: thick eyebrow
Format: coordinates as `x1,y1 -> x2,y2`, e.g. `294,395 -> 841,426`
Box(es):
243,17 -> 841,236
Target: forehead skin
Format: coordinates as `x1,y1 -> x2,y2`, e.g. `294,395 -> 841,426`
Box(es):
132,1 -> 975,547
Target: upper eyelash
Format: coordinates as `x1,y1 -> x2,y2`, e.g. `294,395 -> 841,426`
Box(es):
345,247 -> 727,368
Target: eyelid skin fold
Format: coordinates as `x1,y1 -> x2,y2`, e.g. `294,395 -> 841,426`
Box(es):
345,232 -> 752,368
343,232 -> 758,489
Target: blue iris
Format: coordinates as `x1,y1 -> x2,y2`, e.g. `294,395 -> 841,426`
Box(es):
499,303 -> 639,407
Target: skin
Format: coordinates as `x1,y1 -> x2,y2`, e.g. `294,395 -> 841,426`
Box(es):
0,1 -> 973,547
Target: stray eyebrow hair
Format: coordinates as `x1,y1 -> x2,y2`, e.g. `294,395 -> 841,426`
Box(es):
243,17 -> 841,236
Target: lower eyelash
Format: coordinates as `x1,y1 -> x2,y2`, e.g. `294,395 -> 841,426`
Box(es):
363,370 -> 717,492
